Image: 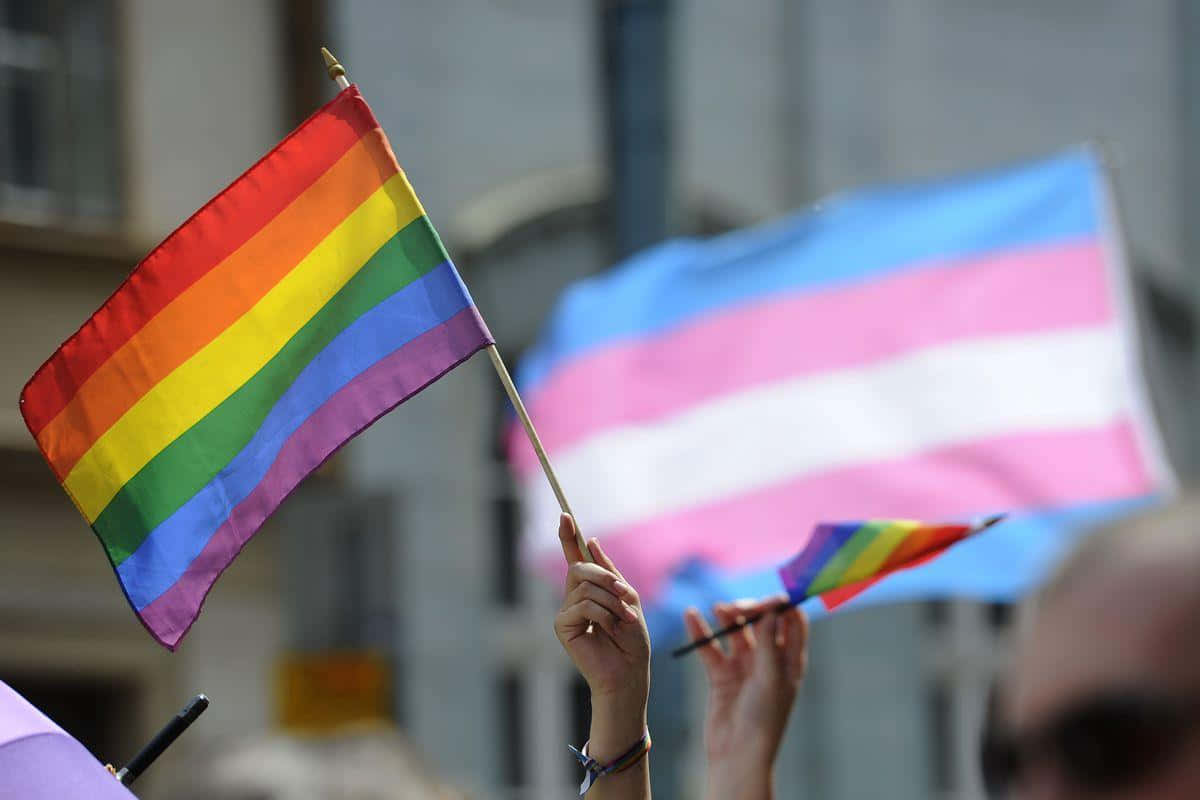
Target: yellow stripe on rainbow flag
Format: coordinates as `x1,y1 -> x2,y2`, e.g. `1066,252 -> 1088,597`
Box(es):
64,173 -> 423,521
38,132 -> 401,480
838,520 -> 921,585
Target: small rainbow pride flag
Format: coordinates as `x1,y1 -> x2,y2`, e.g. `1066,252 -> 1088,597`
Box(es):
779,517 -> 1002,610
672,516 -> 1002,657
19,86 -> 493,649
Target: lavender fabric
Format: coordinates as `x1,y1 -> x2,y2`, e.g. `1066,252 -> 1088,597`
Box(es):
0,681 -> 136,799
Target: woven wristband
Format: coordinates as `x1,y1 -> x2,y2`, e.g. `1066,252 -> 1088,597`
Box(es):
569,728 -> 652,795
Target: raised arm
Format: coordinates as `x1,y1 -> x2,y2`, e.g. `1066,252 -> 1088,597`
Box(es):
684,598 -> 808,800
554,513 -> 652,799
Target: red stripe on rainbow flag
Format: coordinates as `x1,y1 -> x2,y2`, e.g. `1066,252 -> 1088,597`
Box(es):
818,546 -> 948,610
20,86 -> 379,435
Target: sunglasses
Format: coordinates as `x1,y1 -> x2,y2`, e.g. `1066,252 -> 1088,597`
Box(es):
980,689 -> 1200,797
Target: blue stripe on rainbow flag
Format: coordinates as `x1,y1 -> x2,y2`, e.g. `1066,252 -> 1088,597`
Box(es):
119,261 -> 470,608
643,495 -> 1159,642
517,149 -> 1101,397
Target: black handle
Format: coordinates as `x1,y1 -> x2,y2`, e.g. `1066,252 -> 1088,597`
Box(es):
671,601 -> 794,658
116,694 -> 209,786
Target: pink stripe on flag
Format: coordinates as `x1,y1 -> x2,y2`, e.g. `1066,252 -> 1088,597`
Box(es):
512,239 -> 1111,476
138,308 -> 490,649
530,420 -> 1151,599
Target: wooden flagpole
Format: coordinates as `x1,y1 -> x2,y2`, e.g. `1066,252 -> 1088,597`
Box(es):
319,47 -> 592,562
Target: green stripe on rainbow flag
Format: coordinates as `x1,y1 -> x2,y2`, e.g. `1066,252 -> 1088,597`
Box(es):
22,87 -> 381,439
20,84 -> 495,649
62,174 -> 423,523
781,518 -> 996,605
36,131 -> 400,481
95,215 -> 450,565
838,520 -> 920,585
807,520 -> 891,594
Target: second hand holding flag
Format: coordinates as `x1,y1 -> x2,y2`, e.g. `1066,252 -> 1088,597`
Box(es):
672,516 -> 1003,657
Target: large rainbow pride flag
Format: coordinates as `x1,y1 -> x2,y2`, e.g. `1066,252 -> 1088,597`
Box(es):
511,148 -> 1174,635
20,86 -> 493,649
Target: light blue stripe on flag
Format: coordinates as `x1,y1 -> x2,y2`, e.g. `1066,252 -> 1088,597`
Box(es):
519,149 -> 1102,396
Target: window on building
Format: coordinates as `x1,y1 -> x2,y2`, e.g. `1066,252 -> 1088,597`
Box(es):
0,0 -> 121,226
489,378 -> 524,607
927,678 -> 954,795
496,670 -> 526,788
985,601 -> 1013,631
922,599 -> 1012,798
925,599 -> 950,628
493,494 -> 522,606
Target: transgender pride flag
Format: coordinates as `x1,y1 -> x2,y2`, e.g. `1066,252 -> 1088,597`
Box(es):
511,148 -> 1174,628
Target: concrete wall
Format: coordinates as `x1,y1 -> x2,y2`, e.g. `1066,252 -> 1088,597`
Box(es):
0,3 -> 289,797
121,0 -> 287,242
2,1 -> 1180,798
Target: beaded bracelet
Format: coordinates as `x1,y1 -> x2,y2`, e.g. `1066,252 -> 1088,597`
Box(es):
569,728 -> 652,795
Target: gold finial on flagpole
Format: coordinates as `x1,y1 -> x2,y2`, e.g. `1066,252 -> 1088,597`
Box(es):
320,46 -> 350,90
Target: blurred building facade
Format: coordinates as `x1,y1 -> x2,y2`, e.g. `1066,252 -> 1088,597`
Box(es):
331,2 -> 1197,799
0,2 -> 309,798
1,2 -> 1197,800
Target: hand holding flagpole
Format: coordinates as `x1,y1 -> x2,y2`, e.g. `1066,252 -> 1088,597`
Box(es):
319,47 -> 591,563
674,515 -> 1007,657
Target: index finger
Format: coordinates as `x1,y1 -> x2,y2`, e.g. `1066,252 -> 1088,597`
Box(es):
684,607 -> 727,676
774,605 -> 809,681
730,594 -> 789,620
558,513 -> 585,564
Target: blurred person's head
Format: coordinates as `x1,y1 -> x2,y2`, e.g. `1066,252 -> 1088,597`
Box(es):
987,495 -> 1200,799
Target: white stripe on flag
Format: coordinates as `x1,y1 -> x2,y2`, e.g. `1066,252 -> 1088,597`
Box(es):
522,324 -> 1130,555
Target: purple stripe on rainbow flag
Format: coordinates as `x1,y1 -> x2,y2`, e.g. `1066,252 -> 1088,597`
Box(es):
138,307 -> 490,649
777,523 -> 859,594
118,261 -> 475,609
778,519 -> 987,606
511,239 -> 1108,476
643,496 -> 1157,643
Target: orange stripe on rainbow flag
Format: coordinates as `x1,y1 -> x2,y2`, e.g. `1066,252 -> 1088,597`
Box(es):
36,128 -> 399,479
20,87 -> 380,437
778,517 -> 1002,609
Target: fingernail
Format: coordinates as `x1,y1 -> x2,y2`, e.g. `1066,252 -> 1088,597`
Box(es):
622,603 -> 638,622
614,580 -> 632,596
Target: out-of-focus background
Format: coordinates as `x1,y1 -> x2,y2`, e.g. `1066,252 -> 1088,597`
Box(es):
0,1 -> 1196,798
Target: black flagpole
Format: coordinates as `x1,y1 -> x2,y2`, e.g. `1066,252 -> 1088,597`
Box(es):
115,694 -> 209,786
